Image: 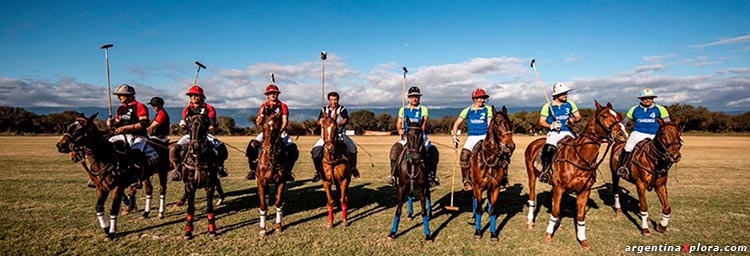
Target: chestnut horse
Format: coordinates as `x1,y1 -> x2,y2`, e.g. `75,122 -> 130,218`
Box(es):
255,106 -> 297,238
609,118 -> 682,235
180,114 -> 219,239
524,101 -> 628,249
319,112 -> 353,227
469,105 -> 515,240
55,113 -> 169,240
387,121 -> 432,241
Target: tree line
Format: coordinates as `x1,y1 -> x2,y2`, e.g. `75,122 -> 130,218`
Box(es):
1,104 -> 748,136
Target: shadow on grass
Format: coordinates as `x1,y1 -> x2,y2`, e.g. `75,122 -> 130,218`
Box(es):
525,183 -> 601,227
596,183 -> 645,231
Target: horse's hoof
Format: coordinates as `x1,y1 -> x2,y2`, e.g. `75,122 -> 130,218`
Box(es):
407,215 -> 414,221
343,221 -> 350,227
490,233 -> 499,241
183,232 -> 193,240
581,240 -> 591,250
527,221 -> 534,229
387,232 -> 396,240
656,223 -> 667,233
615,208 -> 623,215
215,198 -> 224,207
158,213 -> 165,219
326,222 -> 333,229
105,233 -> 115,241
425,234 -> 433,241
209,232 -> 217,238
259,229 -> 266,239
641,228 -> 651,236
142,212 -> 150,219
474,230 -> 482,240
544,233 -> 553,243
274,223 -> 283,233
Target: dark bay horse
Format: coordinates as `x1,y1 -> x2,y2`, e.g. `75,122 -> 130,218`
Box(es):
319,112 -> 353,228
524,101 -> 628,249
180,114 -> 219,239
55,113 -> 169,239
469,105 -> 515,240
609,118 -> 682,235
388,121 -> 432,241
255,106 -> 296,238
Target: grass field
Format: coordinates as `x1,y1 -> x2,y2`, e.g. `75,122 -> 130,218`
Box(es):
0,135 -> 748,255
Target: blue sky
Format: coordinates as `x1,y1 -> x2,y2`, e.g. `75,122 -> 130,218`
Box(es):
1,1 -> 749,111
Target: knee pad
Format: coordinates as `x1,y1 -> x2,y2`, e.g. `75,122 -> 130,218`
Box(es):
311,146 -> 323,159
169,144 -> 182,163
389,143 -> 403,161
286,144 -> 299,162
216,144 -> 228,161
460,149 -> 472,168
245,140 -> 260,157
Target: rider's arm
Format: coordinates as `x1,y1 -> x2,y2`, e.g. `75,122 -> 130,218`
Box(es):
396,117 -> 404,136
539,116 -> 552,129
451,116 -> 464,137
569,111 -> 582,123
281,115 -> 288,132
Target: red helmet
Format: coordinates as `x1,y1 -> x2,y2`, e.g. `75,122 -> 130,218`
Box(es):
471,88 -> 489,99
264,84 -> 280,95
186,85 -> 204,97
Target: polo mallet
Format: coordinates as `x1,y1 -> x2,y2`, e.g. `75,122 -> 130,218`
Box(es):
530,59 -> 556,120
192,61 -> 207,86
100,43 -> 114,118
270,73 -> 275,83
444,147 -> 460,211
321,51 -> 327,107
401,67 -> 408,110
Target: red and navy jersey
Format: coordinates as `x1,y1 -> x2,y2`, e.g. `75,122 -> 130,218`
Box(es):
151,108 -> 170,137
258,100 -> 289,117
182,102 -> 217,127
114,100 -> 149,136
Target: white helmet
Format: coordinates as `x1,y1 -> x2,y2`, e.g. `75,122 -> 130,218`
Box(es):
552,82 -> 572,96
638,88 -> 658,99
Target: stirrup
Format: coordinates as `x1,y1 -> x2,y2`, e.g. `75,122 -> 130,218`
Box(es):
351,168 -> 360,178
385,176 -> 396,187
169,169 -> 181,181
430,176 -> 440,187
617,166 -> 630,178
539,172 -> 550,184
218,167 -> 228,177
311,172 -> 321,182
246,170 -> 256,180
462,179 -> 472,191
87,180 -> 96,188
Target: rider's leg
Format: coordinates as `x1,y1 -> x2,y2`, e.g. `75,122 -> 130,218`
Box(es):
540,144 -> 557,183
427,145 -> 440,186
311,138 -> 324,182
342,135 -> 360,178
169,144 -> 183,181
460,149 -> 472,191
245,139 -> 260,180
284,143 -> 299,182
386,142 -> 404,186
215,143 -> 229,177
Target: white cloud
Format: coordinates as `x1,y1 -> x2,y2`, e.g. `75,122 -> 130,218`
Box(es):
690,34 -> 750,48
716,68 -> 750,74
564,53 -> 581,63
643,53 -> 676,62
694,61 -> 722,67
633,64 -> 665,73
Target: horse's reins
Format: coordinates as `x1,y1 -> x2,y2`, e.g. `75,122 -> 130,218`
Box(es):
555,114 -> 620,193
629,133 -> 680,189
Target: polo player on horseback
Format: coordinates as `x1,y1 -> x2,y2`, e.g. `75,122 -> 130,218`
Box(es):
146,96 -> 170,143
538,82 -> 582,183
615,88 -> 671,178
105,84 -> 156,187
169,85 -> 229,181
310,91 -> 360,182
451,88 -> 507,191
245,84 -> 298,181
386,86 -> 440,187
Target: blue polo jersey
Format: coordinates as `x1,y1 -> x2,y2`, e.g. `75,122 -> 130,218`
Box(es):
540,101 -> 578,132
626,103 -> 670,134
459,105 -> 492,136
398,105 -> 429,130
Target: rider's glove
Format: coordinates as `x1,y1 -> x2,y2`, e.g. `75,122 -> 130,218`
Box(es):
550,121 -> 562,131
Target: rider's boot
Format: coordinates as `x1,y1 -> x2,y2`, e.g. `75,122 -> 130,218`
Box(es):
169,144 -> 183,181
539,144 -> 556,184
349,152 -> 360,178
460,149 -> 472,191
617,150 -> 633,178
427,146 -> 440,186
312,156 -> 324,182
245,140 -> 260,180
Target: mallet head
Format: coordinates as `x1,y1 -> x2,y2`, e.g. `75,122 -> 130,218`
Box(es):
100,43 -> 113,49
320,51 -> 327,60
194,61 -> 206,69
530,59 -> 536,68
402,67 -> 408,73
269,73 -> 275,83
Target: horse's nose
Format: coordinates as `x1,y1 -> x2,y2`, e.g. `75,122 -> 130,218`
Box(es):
673,153 -> 682,163
56,142 -> 69,153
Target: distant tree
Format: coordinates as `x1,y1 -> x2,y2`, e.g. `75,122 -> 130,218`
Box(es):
286,120 -> 306,135
302,119 -> 319,135
349,110 -> 376,135
216,116 -> 238,135
731,112 -> 750,132
0,106 -> 40,134
38,110 -> 81,134
373,112 -> 395,132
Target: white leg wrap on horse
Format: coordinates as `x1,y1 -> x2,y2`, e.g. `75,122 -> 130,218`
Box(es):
660,213 -> 670,227
109,215 -> 117,234
145,195 -> 152,213
259,209 -> 267,228
159,195 -> 165,214
640,211 -> 649,229
96,212 -> 108,229
527,200 -> 536,221
576,220 -> 586,241
546,215 -> 558,234
614,194 -> 621,209
275,206 -> 283,224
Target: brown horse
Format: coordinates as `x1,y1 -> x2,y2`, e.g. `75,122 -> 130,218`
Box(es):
609,118 -> 682,235
387,120 -> 432,241
468,105 -> 515,241
180,114 -> 219,239
524,101 -> 628,249
255,106 -> 297,238
319,112 -> 353,228
55,113 -> 169,240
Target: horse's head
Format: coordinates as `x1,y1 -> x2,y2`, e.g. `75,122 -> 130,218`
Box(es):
260,106 -> 282,144
656,118 -> 683,163
591,100 -> 629,142
320,111 -> 339,154
405,120 -> 425,164
487,105 -> 516,156
56,113 -> 98,154
186,114 -> 210,155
